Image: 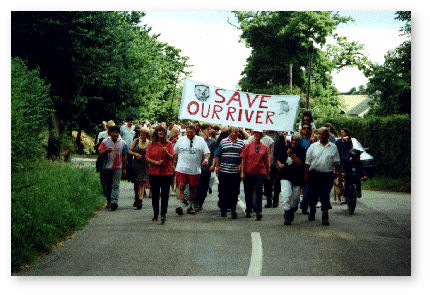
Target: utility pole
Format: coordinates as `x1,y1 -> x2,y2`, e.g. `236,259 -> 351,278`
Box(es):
306,42 -> 313,109
289,63 -> 292,91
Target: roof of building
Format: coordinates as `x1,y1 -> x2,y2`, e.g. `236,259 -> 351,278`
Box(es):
348,96 -> 373,116
337,95 -> 368,112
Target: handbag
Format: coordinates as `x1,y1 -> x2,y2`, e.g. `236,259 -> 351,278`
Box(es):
96,153 -> 105,173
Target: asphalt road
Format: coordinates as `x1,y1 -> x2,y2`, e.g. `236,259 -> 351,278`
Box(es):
18,178 -> 411,276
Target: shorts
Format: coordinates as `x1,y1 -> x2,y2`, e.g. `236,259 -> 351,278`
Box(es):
175,171 -> 200,187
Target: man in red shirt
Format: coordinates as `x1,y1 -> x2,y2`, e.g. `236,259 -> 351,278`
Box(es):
240,129 -> 270,220
98,125 -> 129,211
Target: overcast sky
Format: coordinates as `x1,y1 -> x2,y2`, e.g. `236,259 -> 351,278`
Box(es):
142,10 -> 407,92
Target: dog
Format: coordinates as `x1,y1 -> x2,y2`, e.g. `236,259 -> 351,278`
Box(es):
333,174 -> 344,204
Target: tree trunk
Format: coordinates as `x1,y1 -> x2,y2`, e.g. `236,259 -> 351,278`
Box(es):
46,111 -> 61,160
76,128 -> 85,155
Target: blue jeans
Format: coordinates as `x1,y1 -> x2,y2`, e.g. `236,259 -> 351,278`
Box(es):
243,174 -> 265,213
103,169 -> 122,204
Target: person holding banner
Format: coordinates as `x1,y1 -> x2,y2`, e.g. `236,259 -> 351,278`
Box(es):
240,129 -> 270,221
174,125 -> 210,215
214,126 -> 246,219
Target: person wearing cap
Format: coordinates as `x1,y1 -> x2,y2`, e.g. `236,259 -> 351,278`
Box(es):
240,129 -> 270,220
304,127 -> 340,225
174,124 -> 210,215
98,125 -> 129,211
277,132 -> 307,225
129,127 -> 151,210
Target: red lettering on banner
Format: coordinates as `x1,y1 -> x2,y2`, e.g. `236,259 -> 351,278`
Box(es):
212,104 -> 223,119
259,95 -> 270,109
238,108 -> 243,121
255,110 -> 263,124
215,89 -> 226,103
226,92 -> 242,107
201,103 -> 210,118
246,93 -> 259,108
187,101 -> 199,115
266,111 -> 275,124
226,107 -> 236,121
245,110 -> 254,122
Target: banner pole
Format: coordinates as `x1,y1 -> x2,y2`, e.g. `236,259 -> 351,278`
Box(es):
167,68 -> 181,123
306,42 -> 313,109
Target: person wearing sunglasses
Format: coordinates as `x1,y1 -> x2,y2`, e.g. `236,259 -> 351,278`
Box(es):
240,129 -> 270,220
174,124 -> 210,215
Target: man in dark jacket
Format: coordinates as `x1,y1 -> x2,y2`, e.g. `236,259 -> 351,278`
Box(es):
264,130 -> 286,208
278,132 -> 306,225
342,149 -> 368,198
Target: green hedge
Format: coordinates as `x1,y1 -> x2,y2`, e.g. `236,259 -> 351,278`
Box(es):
317,114 -> 411,178
11,161 -> 105,273
11,57 -> 52,171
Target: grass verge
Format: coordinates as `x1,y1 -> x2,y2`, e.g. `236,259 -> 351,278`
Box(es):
362,175 -> 411,192
11,160 -> 105,273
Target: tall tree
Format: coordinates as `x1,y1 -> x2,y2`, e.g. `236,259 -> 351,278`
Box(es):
365,11 -> 411,115
232,11 -> 369,97
11,11 -> 190,152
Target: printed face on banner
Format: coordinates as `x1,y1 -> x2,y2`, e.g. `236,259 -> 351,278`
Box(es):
180,79 -> 301,131
194,85 -> 210,102
277,100 -> 290,115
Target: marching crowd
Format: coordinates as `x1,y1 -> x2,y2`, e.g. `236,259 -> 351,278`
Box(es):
94,110 -> 367,226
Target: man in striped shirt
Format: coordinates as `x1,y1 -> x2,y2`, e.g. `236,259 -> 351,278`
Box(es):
213,126 -> 245,219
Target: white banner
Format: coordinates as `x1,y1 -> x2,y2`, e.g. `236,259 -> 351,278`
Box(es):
179,78 -> 301,131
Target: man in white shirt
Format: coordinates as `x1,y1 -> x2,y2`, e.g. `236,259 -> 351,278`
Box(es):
174,125 -> 210,215
305,127 -> 340,226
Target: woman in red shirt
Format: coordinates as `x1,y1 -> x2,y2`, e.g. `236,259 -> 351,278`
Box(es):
240,129 -> 270,221
145,125 -> 175,224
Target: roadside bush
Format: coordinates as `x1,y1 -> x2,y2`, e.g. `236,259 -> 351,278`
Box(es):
317,114 -> 410,178
11,161 -> 105,272
11,57 -> 53,171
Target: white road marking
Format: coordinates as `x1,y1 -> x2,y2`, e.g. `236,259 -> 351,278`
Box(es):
248,232 -> 263,276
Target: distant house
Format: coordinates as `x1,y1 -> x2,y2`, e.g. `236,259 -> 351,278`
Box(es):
337,95 -> 373,118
